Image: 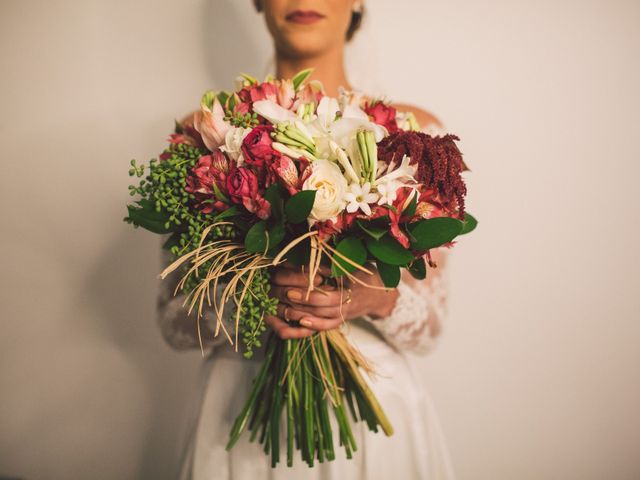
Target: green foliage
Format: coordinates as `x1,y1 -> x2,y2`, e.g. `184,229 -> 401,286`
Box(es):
408,257 -> 427,280
356,220 -> 387,241
292,68 -> 314,90
376,261 -> 401,288
408,217 -> 464,251
125,140 -> 272,358
330,237 -> 367,277
460,212 -> 478,235
284,190 -> 316,224
365,235 -> 414,266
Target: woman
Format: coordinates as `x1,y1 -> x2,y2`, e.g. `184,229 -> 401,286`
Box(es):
158,1 -> 455,478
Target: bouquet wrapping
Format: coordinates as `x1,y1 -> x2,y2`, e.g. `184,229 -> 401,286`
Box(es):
125,70 -> 476,467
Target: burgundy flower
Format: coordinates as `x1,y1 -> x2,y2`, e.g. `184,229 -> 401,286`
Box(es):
364,101 -> 398,133
377,131 -> 467,219
226,166 -> 271,219
185,151 -> 232,214
241,125 -> 279,168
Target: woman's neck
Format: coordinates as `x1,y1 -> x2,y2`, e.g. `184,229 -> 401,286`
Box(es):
275,46 -> 352,97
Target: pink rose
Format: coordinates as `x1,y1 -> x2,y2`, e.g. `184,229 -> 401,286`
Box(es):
241,125 -> 279,168
364,101 -> 398,133
185,151 -> 232,214
226,166 -> 271,219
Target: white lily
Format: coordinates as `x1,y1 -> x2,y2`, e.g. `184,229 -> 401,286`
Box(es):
344,182 -> 379,216
375,155 -> 418,205
272,141 -> 318,161
330,141 -> 360,184
252,99 -> 299,125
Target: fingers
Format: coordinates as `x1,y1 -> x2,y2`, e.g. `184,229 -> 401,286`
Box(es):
276,304 -> 344,332
277,303 -> 344,322
264,315 -> 315,339
271,267 -> 324,288
271,286 -> 345,308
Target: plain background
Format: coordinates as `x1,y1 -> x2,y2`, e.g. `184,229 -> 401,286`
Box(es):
1,0 -> 639,479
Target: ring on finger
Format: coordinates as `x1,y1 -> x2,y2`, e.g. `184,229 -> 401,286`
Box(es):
343,288 -> 353,304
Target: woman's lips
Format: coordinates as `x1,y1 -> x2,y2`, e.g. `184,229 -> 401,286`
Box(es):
285,10 -> 325,25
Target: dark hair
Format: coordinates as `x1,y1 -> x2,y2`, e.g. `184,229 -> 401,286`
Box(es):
346,6 -> 365,41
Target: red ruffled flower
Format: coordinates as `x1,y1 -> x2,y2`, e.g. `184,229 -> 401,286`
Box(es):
364,101 -> 398,133
241,125 -> 279,168
226,166 -> 271,219
185,151 -> 231,214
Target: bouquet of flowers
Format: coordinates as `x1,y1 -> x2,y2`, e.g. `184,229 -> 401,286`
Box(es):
125,69 -> 476,467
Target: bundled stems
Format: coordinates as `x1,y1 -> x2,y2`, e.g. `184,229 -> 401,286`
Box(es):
225,330 -> 393,467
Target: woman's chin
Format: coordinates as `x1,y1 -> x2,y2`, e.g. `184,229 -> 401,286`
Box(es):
277,32 -> 336,58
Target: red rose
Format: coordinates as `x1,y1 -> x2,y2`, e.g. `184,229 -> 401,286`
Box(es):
226,166 -> 271,219
241,125 -> 279,168
185,151 -> 231,214
364,101 -> 398,133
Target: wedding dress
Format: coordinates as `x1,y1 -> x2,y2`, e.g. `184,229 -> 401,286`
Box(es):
156,123 -> 456,480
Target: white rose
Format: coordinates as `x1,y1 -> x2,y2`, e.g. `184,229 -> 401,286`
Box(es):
302,159 -> 348,223
220,126 -> 250,164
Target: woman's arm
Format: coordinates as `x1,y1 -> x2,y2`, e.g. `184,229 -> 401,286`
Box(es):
156,240 -> 228,352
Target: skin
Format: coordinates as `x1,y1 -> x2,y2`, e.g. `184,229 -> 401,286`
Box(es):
252,0 -> 447,339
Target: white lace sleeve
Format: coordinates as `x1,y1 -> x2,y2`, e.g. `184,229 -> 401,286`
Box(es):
156,240 -> 230,352
364,249 -> 449,355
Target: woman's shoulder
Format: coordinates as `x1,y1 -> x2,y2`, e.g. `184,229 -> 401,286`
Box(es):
391,103 -> 444,132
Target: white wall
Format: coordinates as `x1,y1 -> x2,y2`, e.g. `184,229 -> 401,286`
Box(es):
1,1 -> 638,479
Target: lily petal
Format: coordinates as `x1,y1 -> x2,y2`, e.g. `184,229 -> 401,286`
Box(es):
253,99 -> 298,124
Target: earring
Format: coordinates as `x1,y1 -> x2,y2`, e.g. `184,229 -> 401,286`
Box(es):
254,0 -> 264,13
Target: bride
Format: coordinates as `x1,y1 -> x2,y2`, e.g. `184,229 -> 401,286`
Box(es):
158,1 -> 456,478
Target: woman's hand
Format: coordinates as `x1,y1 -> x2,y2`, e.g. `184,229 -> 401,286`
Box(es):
264,263 -> 399,339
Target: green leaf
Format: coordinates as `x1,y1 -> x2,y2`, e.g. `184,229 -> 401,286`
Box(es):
376,261 -> 401,288
162,232 -> 182,251
244,221 -> 268,253
292,68 -> 314,90
357,220 -> 387,241
264,184 -> 285,221
268,223 -> 285,250
284,190 -> 316,224
331,237 -> 367,277
214,205 -> 240,221
408,217 -> 464,251
284,237 -> 311,266
216,91 -> 230,106
126,199 -> 172,234
366,235 -> 414,266
402,194 -> 417,218
240,73 -> 259,85
460,212 -> 478,235
244,221 -> 286,254
408,257 -> 427,280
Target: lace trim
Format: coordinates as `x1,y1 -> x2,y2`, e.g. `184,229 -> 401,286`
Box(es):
363,269 -> 448,355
